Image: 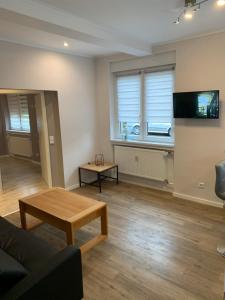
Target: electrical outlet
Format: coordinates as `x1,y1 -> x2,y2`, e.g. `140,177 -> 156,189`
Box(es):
198,182 -> 205,189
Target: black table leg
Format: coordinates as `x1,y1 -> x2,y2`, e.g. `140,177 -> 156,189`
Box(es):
116,166 -> 119,184
98,172 -> 102,193
78,168 -> 82,187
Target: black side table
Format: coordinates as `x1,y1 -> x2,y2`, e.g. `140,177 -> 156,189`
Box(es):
78,163 -> 119,193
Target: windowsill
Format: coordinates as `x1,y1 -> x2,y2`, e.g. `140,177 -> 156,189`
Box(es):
7,130 -> 31,136
111,139 -> 174,152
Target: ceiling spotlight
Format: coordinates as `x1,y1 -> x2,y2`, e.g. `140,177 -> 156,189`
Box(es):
217,0 -> 225,6
64,42 -> 69,47
174,18 -> 180,24
184,10 -> 193,19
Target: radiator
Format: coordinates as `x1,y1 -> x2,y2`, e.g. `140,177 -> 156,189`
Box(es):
8,135 -> 32,158
114,145 -> 168,182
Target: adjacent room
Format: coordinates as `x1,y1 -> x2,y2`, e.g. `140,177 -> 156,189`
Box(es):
0,0 -> 225,299
0,92 -> 47,215
0,90 -> 64,215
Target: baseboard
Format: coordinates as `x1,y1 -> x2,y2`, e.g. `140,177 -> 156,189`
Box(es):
66,179 -> 172,194
64,181 -> 222,208
65,183 -> 80,191
32,160 -> 41,165
3,154 -> 40,165
119,178 -> 173,193
10,154 -> 32,162
173,192 -> 223,208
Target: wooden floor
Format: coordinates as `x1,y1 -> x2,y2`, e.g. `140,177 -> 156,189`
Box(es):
0,156 -> 48,216
2,176 -> 225,299
75,182 -> 225,300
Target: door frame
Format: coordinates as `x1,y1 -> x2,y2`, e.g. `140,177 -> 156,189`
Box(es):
35,91 -> 53,187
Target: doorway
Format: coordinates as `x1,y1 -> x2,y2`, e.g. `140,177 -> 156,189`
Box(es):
0,89 -> 64,216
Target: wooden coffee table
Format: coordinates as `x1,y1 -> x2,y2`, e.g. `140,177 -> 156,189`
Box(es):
19,188 -> 108,253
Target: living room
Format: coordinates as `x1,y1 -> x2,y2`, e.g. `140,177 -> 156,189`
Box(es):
0,0 -> 225,299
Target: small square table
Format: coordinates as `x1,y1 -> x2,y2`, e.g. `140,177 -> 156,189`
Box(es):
78,163 -> 118,193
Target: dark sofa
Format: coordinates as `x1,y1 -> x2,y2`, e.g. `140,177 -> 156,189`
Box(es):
0,217 -> 83,300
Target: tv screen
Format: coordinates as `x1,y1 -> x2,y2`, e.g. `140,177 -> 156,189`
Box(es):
173,90 -> 219,119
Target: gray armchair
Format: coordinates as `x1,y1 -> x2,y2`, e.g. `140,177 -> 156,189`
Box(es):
215,160 -> 225,205
215,160 -> 225,300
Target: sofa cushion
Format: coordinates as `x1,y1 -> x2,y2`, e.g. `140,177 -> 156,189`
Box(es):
0,217 -> 57,272
0,248 -> 28,295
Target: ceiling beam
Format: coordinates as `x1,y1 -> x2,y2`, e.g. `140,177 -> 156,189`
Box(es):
0,0 -> 152,56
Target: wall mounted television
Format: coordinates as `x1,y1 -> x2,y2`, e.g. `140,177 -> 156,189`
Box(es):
173,90 -> 219,119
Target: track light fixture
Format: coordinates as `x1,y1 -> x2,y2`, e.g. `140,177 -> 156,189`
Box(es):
173,18 -> 180,24
174,0 -> 224,24
193,4 -> 201,11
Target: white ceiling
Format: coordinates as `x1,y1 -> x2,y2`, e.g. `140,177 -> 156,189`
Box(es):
0,0 -> 225,57
37,0 -> 225,43
0,19 -> 115,57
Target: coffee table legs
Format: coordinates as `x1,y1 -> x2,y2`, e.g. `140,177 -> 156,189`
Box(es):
71,205 -> 108,253
101,205 -> 108,236
66,224 -> 75,246
19,202 -> 27,230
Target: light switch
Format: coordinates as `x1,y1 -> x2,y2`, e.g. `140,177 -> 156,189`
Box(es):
49,136 -> 55,145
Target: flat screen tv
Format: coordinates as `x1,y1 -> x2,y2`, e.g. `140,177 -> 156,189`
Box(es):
173,90 -> 219,119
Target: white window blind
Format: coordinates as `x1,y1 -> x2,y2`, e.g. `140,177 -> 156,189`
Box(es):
117,74 -> 141,123
7,95 -> 30,132
114,66 -> 174,143
144,70 -> 174,124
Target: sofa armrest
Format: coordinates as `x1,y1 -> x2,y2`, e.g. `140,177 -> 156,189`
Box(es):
2,246 -> 83,300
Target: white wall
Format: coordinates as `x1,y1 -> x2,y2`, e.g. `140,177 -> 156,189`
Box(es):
96,31 -> 225,207
154,32 -> 225,207
0,41 -> 98,189
96,57 -> 114,161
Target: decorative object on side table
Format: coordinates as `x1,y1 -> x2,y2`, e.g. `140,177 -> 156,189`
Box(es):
95,153 -> 104,166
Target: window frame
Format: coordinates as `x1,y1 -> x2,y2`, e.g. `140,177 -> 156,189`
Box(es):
7,95 -> 31,133
113,65 -> 175,145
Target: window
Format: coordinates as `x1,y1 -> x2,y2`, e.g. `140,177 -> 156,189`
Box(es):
7,95 -> 30,132
117,74 -> 141,137
114,67 -> 174,144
